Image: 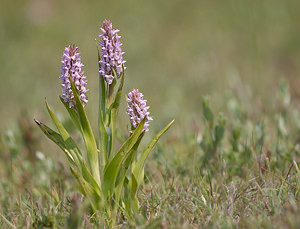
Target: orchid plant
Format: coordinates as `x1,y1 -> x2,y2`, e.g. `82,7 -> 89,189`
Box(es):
34,19 -> 174,224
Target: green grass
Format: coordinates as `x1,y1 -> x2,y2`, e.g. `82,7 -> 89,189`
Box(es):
1,80 -> 300,228
1,0 -> 300,228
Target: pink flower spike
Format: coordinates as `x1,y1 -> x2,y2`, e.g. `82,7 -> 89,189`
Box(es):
99,19 -> 126,84
59,45 -> 88,108
127,89 -> 153,132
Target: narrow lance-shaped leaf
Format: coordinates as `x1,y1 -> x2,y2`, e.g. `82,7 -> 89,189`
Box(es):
45,100 -> 94,186
133,120 -> 174,190
34,119 -> 76,166
114,131 -> 145,206
124,175 -> 140,219
70,167 -> 100,211
130,173 -> 139,211
70,76 -> 101,187
35,118 -> 101,196
55,45 -> 102,192
109,67 -> 125,159
124,173 -> 139,218
60,97 -> 82,131
45,100 -> 83,160
103,118 -> 146,198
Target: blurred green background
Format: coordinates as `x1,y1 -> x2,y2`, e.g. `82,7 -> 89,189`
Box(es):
1,0 -> 300,132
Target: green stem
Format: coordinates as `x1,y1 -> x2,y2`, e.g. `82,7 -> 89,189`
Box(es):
99,74 -> 107,181
107,84 -> 114,107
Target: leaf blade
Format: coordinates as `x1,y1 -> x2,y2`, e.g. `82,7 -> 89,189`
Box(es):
103,118 -> 146,198
34,119 -> 76,166
133,120 -> 174,189
70,77 -> 101,186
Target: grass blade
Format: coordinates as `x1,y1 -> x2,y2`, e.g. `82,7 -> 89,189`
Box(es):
0,214 -> 16,229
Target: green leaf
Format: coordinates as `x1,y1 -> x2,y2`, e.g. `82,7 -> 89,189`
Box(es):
46,100 -> 93,183
70,77 -> 101,187
70,167 -> 100,211
34,119 -> 76,166
97,46 -> 108,177
45,100 -> 83,160
114,132 -> 145,206
123,132 -> 144,173
130,173 -> 138,198
124,174 -> 139,217
103,118 -> 146,198
98,115 -> 108,179
60,97 -> 81,131
109,69 -> 125,159
129,173 -> 139,213
80,164 -> 102,197
214,113 -> 226,144
112,67 -> 125,111
133,120 -> 174,190
50,108 -> 100,195
109,108 -> 117,159
116,132 -> 144,184
202,97 -> 214,129
35,119 -> 101,197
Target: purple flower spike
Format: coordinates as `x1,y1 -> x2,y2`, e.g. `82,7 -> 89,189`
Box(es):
99,19 -> 126,85
59,44 -> 88,108
127,89 -> 153,132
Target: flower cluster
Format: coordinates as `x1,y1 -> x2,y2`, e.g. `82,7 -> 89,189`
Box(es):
59,44 -> 88,108
127,89 -> 153,132
99,19 -> 126,85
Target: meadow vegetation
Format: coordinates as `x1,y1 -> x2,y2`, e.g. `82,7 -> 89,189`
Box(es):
1,0 -> 300,228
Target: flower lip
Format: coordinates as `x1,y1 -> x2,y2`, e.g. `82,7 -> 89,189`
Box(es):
99,19 -> 126,85
127,88 -> 153,132
59,44 -> 88,108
